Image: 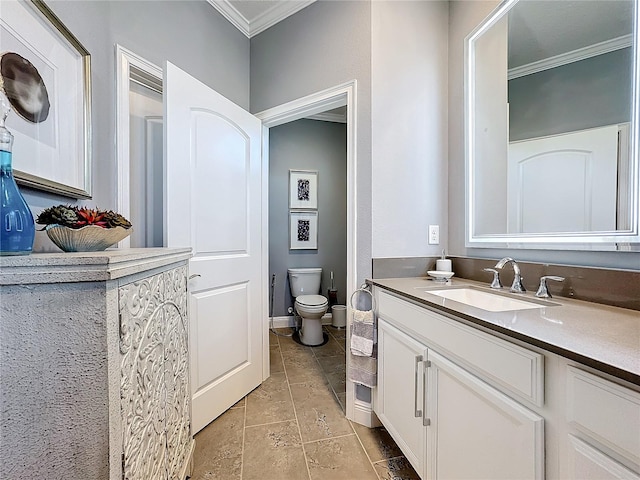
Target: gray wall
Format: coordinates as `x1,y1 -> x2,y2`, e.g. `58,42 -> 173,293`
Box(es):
22,0 -> 249,228
448,0 -> 640,270
269,119 -> 347,317
251,0 -> 372,285
509,48 -> 632,141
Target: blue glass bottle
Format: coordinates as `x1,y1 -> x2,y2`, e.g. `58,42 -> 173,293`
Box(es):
0,123 -> 35,255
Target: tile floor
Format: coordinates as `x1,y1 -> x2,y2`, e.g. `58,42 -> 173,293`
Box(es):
190,326 -> 420,480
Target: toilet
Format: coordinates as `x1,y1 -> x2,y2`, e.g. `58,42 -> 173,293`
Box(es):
288,267 -> 329,346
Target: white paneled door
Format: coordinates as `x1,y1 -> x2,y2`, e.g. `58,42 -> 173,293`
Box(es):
165,62 -> 263,434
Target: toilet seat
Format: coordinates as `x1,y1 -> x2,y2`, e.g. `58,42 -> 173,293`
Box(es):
296,294 -> 328,307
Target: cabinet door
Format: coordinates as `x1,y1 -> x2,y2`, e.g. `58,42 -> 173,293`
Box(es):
120,265 -> 193,480
567,435 -> 640,480
163,266 -> 194,479
377,318 -> 427,478
427,350 -> 544,480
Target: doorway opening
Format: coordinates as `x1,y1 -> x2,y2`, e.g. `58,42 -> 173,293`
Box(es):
115,45 -> 164,248
256,80 -> 361,424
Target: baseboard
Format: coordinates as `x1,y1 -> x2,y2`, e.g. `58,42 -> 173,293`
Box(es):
270,314 -> 333,329
270,316 -> 295,329
351,399 -> 381,428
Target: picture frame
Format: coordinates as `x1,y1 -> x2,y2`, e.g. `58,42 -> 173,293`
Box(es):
290,211 -> 318,250
1,0 -> 92,198
289,169 -> 318,210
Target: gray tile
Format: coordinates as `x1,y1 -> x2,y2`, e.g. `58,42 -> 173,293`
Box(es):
270,344 -> 285,374
325,370 -> 346,395
246,372 -> 295,426
283,350 -> 327,386
316,355 -> 345,376
269,330 -> 279,347
190,407 -> 244,480
312,337 -> 345,358
351,423 -> 403,463
336,392 -> 347,413
305,435 -> 378,480
290,382 -> 353,443
373,456 -> 421,480
242,420 -> 309,480
230,397 -> 245,409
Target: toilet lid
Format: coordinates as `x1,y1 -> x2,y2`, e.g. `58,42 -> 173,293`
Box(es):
296,295 -> 328,307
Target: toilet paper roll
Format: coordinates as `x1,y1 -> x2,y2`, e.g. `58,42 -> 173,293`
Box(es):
436,259 -> 452,272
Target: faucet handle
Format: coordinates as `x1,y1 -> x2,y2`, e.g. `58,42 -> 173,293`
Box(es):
482,268 -> 503,289
535,275 -> 565,298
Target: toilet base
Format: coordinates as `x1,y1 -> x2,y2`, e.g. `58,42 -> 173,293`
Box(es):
300,317 -> 324,346
292,330 -> 329,347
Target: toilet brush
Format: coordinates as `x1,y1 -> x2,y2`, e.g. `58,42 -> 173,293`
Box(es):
327,271 -> 338,307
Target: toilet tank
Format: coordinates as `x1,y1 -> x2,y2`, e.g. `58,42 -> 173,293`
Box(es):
288,268 -> 322,297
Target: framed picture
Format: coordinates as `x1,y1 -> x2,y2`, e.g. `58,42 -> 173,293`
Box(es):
290,211 -> 318,250
1,0 -> 92,198
289,169 -> 318,209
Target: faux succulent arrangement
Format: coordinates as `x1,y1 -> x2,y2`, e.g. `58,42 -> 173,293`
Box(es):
36,205 -> 132,230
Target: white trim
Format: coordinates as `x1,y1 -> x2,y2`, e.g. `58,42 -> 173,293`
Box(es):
306,112 -> 347,124
115,45 -> 163,249
269,314 -> 333,329
508,34 -> 633,80
206,0 -> 315,38
256,80 -> 362,423
261,125 -> 271,381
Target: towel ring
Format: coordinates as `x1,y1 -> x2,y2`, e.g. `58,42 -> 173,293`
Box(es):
349,283 -> 376,312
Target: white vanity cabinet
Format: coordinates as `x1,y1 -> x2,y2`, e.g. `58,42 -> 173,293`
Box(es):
0,249 -> 194,480
427,350 -> 544,480
563,367 -> 640,480
374,288 -> 545,480
377,318 -> 428,475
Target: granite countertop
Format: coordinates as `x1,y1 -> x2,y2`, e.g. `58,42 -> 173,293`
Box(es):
371,277 -> 640,386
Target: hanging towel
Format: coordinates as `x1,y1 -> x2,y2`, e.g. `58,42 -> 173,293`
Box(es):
349,348 -> 377,388
348,308 -> 377,387
350,309 -> 375,357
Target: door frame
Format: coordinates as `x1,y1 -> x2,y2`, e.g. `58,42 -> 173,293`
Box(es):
115,44 -> 163,248
255,80 -> 359,421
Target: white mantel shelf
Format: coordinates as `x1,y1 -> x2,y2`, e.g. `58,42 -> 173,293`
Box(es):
0,247 -> 192,285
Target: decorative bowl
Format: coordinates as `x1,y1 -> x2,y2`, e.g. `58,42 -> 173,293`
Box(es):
45,224 -> 132,252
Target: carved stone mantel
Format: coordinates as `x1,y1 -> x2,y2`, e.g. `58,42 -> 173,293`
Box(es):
0,248 -> 193,480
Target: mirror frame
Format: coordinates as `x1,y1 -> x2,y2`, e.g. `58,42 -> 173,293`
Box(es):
465,0 -> 640,250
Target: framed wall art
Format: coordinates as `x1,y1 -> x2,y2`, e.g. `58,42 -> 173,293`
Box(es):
290,211 -> 318,250
289,169 -> 318,210
1,0 -> 92,198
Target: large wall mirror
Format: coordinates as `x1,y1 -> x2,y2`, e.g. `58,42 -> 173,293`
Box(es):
466,0 -> 640,250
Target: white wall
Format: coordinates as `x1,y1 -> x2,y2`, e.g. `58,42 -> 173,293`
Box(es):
371,1 -> 449,258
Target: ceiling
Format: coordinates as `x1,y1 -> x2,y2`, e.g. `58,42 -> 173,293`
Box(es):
206,0 -> 316,38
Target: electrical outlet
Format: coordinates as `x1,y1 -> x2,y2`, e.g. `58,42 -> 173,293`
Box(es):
428,225 -> 440,245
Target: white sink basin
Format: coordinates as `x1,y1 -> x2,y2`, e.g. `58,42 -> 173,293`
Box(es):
427,288 -> 545,312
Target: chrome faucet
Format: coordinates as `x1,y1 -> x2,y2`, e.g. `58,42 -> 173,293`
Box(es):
494,257 -> 526,293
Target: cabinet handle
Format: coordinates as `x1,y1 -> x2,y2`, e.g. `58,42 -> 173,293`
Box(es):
423,359 -> 431,427
189,274 -> 201,280
414,355 -> 423,417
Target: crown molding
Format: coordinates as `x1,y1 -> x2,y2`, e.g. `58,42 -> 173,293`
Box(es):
508,34 -> 632,80
206,0 -> 315,38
